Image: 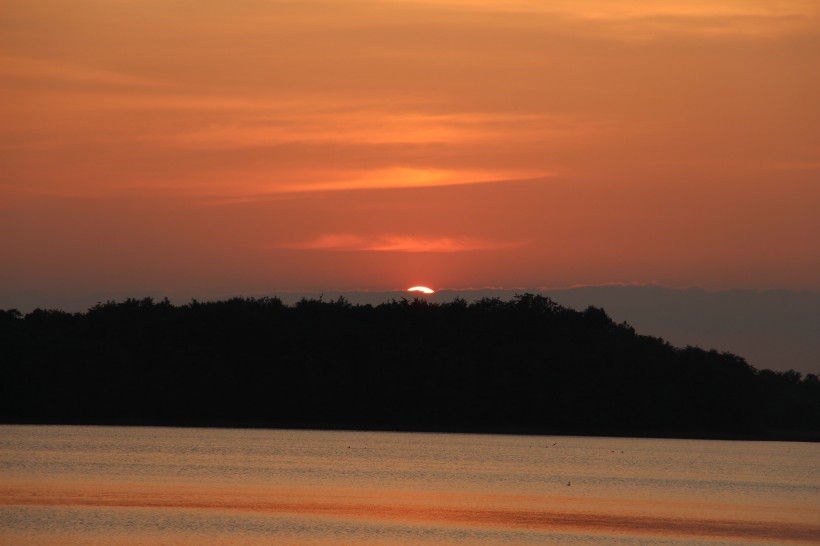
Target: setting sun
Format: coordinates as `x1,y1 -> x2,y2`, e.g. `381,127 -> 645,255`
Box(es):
407,286 -> 435,294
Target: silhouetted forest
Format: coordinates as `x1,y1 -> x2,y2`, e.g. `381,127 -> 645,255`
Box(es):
2,295 -> 819,440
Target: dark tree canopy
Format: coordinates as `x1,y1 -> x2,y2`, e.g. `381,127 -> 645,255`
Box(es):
2,295 -> 818,440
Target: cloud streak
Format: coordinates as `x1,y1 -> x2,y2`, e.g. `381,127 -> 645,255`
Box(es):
280,234 -> 525,253
0,55 -> 160,88
272,168 -> 548,194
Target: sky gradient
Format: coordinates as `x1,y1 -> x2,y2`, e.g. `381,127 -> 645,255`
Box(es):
2,0 -> 819,305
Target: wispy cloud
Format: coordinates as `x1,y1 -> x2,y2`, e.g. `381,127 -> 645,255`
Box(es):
0,55 -> 160,88
392,0 -> 818,39
145,110 -> 604,153
560,0 -> 820,40
273,168 -> 547,194
280,234 -> 525,253
151,112 -> 518,149
397,0 -> 817,22
553,0 -> 817,21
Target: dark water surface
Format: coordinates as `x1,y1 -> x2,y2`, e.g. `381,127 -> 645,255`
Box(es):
1,425 -> 819,544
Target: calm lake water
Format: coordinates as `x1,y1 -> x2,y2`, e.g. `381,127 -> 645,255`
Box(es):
1,426 -> 819,545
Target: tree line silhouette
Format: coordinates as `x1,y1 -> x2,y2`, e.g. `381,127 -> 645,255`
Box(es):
2,295 -> 818,440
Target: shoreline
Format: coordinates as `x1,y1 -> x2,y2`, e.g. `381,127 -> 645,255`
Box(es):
3,419 -> 818,443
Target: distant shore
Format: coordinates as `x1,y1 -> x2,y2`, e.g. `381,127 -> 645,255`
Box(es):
3,296 -> 819,441
4,420 -> 819,443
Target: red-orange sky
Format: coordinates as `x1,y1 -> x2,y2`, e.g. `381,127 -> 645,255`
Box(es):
2,0 -> 819,305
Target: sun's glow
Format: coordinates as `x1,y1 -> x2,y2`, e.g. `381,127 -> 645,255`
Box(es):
408,286 -> 435,294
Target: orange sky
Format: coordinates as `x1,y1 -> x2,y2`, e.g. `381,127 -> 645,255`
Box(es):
1,0 -> 819,304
